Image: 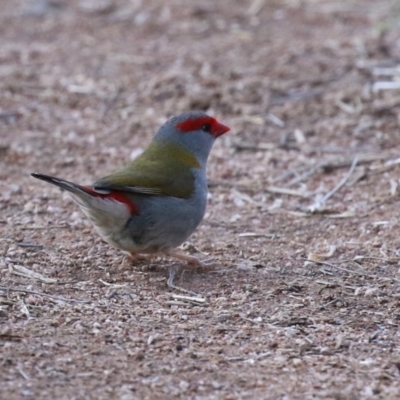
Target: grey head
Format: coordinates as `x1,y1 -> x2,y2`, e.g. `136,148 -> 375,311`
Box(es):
153,111 -> 230,167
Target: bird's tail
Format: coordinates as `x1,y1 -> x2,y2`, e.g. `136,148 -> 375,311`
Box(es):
31,172 -> 136,233
31,173 -> 91,196
31,172 -> 137,216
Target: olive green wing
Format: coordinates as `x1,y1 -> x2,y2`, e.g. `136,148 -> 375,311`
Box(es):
93,141 -> 200,199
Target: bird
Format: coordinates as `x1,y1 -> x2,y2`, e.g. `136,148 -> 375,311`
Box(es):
31,111 -> 230,278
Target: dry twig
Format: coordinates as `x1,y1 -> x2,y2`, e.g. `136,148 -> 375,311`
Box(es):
0,286 -> 89,303
275,154 -> 389,187
8,264 -> 57,284
170,293 -> 206,304
305,259 -> 400,283
308,158 -> 358,212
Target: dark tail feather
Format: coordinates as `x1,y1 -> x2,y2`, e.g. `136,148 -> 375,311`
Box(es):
31,173 -> 86,195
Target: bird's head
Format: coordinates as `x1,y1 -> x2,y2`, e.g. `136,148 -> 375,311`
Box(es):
155,111 -> 230,165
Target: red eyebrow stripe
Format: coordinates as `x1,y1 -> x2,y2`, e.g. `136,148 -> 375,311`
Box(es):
176,116 -> 217,133
84,187 -> 139,215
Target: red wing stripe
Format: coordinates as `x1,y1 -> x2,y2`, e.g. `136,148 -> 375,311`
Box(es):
84,187 -> 139,215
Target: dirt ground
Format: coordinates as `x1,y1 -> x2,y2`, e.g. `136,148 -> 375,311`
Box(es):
3,0 -> 400,399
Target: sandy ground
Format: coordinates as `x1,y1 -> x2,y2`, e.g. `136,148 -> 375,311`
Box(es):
2,0 -> 400,399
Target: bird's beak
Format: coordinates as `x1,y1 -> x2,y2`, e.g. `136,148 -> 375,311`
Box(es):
213,122 -> 230,137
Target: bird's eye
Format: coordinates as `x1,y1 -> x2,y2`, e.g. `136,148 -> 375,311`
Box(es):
201,123 -> 212,132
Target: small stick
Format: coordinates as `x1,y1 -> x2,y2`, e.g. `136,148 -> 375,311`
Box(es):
318,298 -> 341,310
238,232 -> 276,238
15,242 -> 43,250
284,164 -> 322,187
309,158 -> 358,211
102,86 -> 122,117
231,141 -> 277,151
266,186 -> 311,198
320,157 -> 358,203
306,259 -> 400,283
9,264 -> 57,284
353,255 -> 400,262
98,279 -> 127,288
171,294 -> 206,304
276,154 -> 389,187
16,366 -> 30,381
247,0 -> 266,16
20,225 -> 69,230
0,286 -> 89,303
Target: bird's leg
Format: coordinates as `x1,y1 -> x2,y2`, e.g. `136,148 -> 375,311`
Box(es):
165,249 -> 203,267
123,252 -> 135,266
127,252 -> 138,261
137,253 -> 154,261
123,252 -> 154,265
165,249 -> 216,269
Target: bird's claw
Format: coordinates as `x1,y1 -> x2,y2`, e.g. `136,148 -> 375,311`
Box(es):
167,265 -> 198,296
195,256 -> 215,268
